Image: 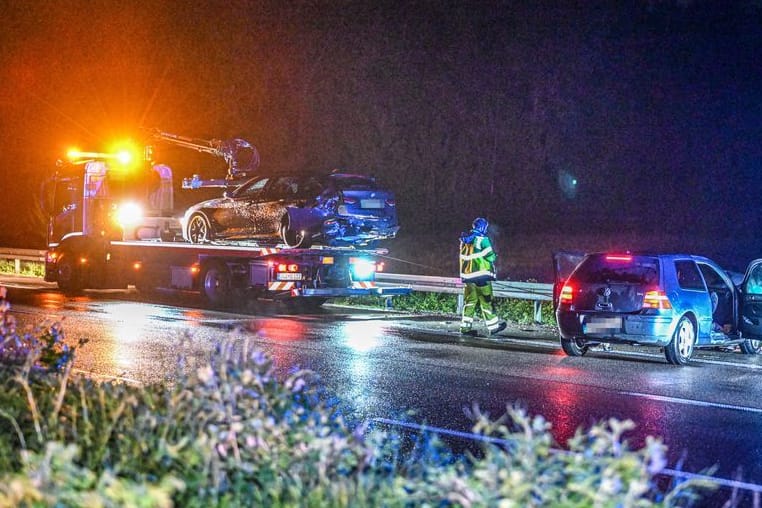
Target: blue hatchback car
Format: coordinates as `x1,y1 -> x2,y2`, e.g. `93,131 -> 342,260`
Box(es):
554,252 -> 762,365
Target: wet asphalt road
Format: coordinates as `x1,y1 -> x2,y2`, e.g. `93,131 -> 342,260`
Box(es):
3,275 -> 762,500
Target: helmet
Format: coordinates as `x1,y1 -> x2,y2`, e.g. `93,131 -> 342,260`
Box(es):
472,217 -> 489,235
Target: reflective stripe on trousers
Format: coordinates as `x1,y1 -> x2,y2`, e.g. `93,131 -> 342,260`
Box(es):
461,282 -> 497,327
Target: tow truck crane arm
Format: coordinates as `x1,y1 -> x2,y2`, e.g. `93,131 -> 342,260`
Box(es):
147,129 -> 260,187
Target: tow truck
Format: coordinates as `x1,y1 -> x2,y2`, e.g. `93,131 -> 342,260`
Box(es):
42,134 -> 411,308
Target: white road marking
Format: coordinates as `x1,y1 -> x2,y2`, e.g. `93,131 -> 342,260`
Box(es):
619,390 -> 762,414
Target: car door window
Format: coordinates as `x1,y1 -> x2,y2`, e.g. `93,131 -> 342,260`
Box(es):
237,177 -> 269,198
697,263 -> 728,291
746,264 -> 762,295
675,260 -> 705,291
299,176 -> 323,199
263,176 -> 299,200
698,262 -> 735,329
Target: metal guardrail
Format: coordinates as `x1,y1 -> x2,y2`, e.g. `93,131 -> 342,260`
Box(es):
0,248 -> 553,322
376,273 -> 553,322
0,248 -> 46,274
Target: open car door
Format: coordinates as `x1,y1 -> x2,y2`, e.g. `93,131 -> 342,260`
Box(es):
739,258 -> 762,338
551,251 -> 586,310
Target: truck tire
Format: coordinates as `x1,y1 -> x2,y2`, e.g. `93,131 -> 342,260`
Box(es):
56,253 -> 84,293
200,261 -> 231,307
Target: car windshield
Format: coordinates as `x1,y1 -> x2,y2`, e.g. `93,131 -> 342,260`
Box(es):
573,255 -> 660,285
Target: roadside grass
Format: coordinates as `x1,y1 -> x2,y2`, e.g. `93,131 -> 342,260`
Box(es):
0,286 -> 719,506
335,292 -> 557,326
0,260 -> 44,278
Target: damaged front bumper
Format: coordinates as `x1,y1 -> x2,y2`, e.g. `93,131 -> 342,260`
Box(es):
322,216 -> 399,245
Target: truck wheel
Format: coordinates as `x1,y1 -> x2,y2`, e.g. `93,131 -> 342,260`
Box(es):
665,315 -> 695,365
281,218 -> 311,248
187,213 -> 212,244
560,337 -> 587,356
201,261 -> 231,307
56,253 -> 84,293
740,338 -> 762,354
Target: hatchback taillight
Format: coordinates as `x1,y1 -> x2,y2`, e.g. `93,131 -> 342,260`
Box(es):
342,196 -> 358,205
385,198 -> 396,207
643,289 -> 672,309
559,284 -> 574,305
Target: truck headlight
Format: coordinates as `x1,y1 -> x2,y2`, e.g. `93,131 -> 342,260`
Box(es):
350,258 -> 376,281
115,202 -> 143,228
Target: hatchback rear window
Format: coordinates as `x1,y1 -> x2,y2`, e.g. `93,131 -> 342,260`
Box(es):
331,176 -> 375,190
573,255 -> 659,285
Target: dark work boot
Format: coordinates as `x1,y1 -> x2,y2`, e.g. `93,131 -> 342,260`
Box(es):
490,321 -> 507,336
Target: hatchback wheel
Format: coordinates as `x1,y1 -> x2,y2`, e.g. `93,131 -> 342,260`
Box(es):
740,338 -> 762,355
560,337 -> 588,357
665,316 -> 695,365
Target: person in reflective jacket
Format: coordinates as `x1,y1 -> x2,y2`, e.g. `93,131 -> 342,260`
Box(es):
459,217 -> 507,336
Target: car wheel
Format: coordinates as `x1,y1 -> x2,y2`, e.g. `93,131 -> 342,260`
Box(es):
740,338 -> 762,355
56,253 -> 84,293
665,315 -> 695,365
187,213 -> 212,244
281,219 -> 312,248
200,261 -> 231,307
560,337 -> 588,357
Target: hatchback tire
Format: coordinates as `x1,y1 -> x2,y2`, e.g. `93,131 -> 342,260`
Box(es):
560,337 -> 588,357
665,315 -> 695,365
740,338 -> 762,355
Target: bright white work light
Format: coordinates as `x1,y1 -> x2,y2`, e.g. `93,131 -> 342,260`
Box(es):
115,202 -> 143,227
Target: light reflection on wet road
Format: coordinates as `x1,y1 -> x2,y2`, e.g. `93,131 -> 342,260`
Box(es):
4,278 -> 762,500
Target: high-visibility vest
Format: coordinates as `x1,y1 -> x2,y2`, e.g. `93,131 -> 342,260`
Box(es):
460,234 -> 496,282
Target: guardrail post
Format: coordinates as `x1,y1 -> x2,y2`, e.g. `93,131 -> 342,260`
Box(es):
14,259 -> 21,274
533,301 -> 543,324
457,294 -> 464,315
384,296 -> 393,310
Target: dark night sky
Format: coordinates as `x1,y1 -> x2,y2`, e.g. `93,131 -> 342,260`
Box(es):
1,1 -> 761,277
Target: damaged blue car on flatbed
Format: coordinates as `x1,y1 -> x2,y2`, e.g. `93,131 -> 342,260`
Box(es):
181,171 -> 399,248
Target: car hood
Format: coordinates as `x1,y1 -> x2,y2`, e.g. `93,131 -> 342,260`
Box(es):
184,196 -> 228,215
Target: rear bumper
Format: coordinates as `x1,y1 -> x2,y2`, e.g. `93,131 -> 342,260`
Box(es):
556,310 -> 676,346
